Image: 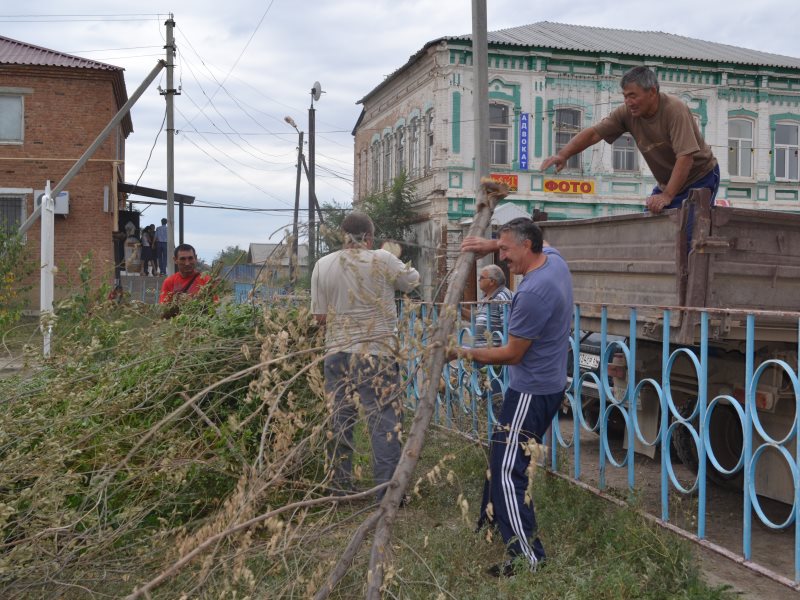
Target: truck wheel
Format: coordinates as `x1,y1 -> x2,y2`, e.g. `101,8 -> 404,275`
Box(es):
672,397 -> 700,473
672,398 -> 742,485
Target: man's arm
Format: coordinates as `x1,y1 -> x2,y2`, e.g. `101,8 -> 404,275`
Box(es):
540,128 -> 602,173
453,334 -> 532,365
645,154 -> 693,213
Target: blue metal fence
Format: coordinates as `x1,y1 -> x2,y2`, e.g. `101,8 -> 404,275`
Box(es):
399,300 -> 800,585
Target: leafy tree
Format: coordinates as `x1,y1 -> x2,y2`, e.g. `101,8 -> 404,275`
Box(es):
212,245 -> 247,266
0,228 -> 35,330
320,172 -> 418,261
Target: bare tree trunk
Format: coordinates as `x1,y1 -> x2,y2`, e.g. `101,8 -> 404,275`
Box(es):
315,179 -> 507,599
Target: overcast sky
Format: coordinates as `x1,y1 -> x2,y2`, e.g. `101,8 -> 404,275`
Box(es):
2,1 -> 798,261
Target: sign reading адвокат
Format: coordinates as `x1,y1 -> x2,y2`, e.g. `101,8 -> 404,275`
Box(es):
544,179 -> 596,194
519,113 -> 529,170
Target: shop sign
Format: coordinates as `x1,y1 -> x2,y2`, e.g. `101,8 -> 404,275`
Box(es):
490,173 -> 518,192
519,113 -> 529,170
543,179 -> 595,194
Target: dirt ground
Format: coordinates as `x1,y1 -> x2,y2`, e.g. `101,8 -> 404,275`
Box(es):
553,414 -> 800,599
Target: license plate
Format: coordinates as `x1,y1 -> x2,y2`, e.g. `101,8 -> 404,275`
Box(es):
579,352 -> 600,370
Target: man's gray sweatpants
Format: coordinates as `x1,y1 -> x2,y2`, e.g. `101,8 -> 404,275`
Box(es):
324,352 -> 402,499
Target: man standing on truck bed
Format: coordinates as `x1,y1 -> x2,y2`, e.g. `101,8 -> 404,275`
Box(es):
540,66 -> 719,214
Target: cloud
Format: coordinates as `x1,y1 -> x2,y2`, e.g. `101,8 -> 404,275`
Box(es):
3,0 -> 797,260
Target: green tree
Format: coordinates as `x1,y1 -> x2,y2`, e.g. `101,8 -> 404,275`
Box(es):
320,172 -> 418,261
212,245 -> 247,267
0,229 -> 34,330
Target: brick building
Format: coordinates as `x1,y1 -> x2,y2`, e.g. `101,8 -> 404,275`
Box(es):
0,35 -> 131,303
352,22 -> 800,300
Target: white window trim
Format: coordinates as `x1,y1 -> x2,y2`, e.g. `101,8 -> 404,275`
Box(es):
489,102 -> 512,167
775,122 -> 800,182
554,107 -> 582,171
612,133 -> 639,172
0,94 -> 25,145
728,118 -> 755,180
0,188 -> 31,237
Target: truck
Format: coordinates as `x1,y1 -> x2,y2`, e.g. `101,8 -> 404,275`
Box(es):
539,189 -> 800,506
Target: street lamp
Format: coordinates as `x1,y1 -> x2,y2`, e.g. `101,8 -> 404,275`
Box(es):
284,116 -> 303,284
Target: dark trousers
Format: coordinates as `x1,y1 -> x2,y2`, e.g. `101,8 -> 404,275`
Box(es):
478,387 -> 564,568
324,352 -> 402,500
155,242 -> 168,275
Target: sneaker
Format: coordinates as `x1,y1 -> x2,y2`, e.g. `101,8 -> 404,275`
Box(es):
486,559 -> 515,578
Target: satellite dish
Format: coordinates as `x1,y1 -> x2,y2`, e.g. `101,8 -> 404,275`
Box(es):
311,81 -> 323,102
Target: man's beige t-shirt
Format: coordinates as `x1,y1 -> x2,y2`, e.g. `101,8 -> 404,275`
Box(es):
593,93 -> 717,189
311,248 -> 420,355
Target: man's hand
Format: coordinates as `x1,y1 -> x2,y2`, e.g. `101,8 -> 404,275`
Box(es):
446,346 -> 467,362
461,236 -> 498,258
645,193 -> 673,214
540,154 -> 566,173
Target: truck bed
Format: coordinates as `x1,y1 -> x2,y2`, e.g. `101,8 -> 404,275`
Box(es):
538,190 -> 800,343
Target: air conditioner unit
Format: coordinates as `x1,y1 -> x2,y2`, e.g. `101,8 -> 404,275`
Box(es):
34,190 -> 70,215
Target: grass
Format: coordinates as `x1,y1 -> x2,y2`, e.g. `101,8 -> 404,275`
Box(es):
313,424 -> 738,600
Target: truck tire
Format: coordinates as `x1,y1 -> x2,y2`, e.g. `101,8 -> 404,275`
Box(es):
672,397 -> 742,486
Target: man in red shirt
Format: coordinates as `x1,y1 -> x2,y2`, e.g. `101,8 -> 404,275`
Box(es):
159,244 -> 212,304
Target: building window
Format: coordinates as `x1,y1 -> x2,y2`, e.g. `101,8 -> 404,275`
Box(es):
409,117 -> 419,177
425,109 -> 434,172
371,141 -> 380,192
0,95 -> 23,143
613,133 -> 638,171
775,122 -> 799,181
728,119 -> 754,178
0,195 -> 24,235
489,103 -> 511,166
396,127 -> 405,176
383,134 -> 392,187
555,108 -> 581,170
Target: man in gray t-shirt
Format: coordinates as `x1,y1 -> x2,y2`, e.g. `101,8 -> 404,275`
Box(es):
456,217 -> 573,576
154,218 -> 169,275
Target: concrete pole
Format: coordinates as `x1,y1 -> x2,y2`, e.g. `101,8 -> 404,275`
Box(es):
40,180 -> 55,358
472,0 -> 490,183
291,130 -> 304,283
165,14 -> 176,275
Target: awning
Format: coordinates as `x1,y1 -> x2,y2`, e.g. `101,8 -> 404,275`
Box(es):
118,182 -> 195,204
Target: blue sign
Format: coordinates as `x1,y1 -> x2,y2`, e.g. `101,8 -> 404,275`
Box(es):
519,113 -> 529,170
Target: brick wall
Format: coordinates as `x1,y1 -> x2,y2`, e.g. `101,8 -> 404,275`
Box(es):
0,66 -> 127,304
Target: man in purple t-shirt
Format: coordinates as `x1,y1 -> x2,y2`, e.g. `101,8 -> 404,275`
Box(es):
456,217 -> 573,577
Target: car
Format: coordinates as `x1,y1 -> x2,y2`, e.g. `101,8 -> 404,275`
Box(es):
566,331 -> 627,429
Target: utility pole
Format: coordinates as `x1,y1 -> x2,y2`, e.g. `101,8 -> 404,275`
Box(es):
164,14 -> 177,274
472,0 -> 490,182
308,96 -> 316,270
308,82 -> 322,272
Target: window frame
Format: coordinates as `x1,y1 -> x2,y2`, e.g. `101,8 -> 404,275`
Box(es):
395,126 -> 405,176
383,134 -> 393,187
409,117 -> 419,177
425,109 -> 434,173
554,108 -> 582,171
0,94 -> 24,144
728,118 -> 755,179
612,133 -> 638,172
0,192 -> 27,236
371,141 -> 380,192
775,122 -> 799,182
488,102 -> 511,167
